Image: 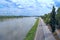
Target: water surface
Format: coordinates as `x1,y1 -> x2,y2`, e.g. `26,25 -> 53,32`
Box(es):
0,17 -> 36,40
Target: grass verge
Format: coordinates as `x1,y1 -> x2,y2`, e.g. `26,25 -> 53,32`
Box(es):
24,18 -> 39,40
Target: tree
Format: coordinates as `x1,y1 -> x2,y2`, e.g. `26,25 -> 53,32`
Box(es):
50,6 -> 56,33
56,8 -> 60,29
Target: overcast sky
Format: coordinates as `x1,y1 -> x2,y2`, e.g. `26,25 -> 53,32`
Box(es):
0,0 -> 60,16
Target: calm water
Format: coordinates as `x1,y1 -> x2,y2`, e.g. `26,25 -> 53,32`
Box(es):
0,17 -> 36,40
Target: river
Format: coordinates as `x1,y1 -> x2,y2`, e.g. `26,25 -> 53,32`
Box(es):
0,17 -> 36,40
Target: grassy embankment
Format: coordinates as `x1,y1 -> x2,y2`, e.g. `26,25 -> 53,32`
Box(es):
24,18 -> 39,40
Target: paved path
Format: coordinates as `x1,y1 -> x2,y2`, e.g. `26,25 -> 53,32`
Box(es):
34,18 -> 56,40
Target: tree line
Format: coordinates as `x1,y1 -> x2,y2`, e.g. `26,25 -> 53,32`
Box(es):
41,6 -> 60,33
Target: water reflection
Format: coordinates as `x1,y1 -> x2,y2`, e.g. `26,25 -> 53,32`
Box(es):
0,17 -> 36,40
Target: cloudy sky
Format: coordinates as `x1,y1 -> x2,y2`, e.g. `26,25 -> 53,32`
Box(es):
0,0 -> 60,16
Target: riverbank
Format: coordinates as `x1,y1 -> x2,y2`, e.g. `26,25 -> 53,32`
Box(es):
24,18 -> 39,40
0,16 -> 40,18
0,16 -> 23,18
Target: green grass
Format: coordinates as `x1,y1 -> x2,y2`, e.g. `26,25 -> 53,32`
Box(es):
24,18 -> 39,40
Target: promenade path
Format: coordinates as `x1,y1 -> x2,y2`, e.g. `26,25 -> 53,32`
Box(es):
34,18 -> 56,40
